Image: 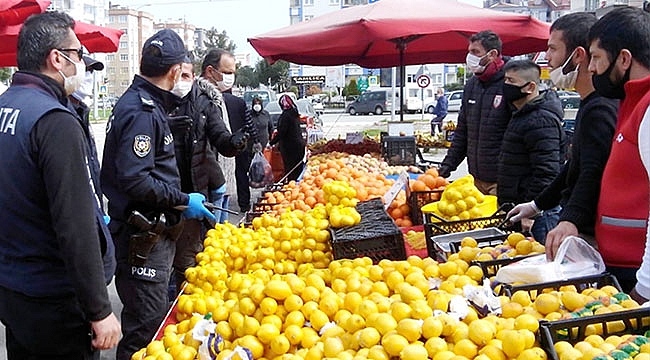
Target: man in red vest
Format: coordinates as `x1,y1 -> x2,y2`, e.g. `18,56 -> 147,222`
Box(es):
588,6 -> 650,303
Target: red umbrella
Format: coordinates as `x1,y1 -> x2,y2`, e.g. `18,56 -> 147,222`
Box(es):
248,0 -> 551,119
0,21 -> 123,67
0,0 -> 50,27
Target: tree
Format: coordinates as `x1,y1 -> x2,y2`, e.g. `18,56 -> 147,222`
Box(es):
0,68 -> 11,83
345,79 -> 360,97
192,27 -> 237,73
255,59 -> 290,92
236,65 -> 258,89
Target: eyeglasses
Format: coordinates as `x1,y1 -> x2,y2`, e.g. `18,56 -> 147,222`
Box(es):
57,47 -> 84,60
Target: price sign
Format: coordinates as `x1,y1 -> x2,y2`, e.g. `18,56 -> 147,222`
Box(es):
416,74 -> 431,89
345,132 -> 363,144
383,171 -> 410,210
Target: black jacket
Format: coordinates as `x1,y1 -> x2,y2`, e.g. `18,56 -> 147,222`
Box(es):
497,90 -> 566,205
535,92 -> 618,235
269,107 -> 305,152
250,109 -> 274,150
169,78 -> 237,196
440,60 -> 512,182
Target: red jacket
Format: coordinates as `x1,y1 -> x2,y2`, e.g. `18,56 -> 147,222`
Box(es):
595,75 -> 650,268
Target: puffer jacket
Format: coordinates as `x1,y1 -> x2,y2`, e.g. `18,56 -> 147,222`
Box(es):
440,61 -> 511,182
169,78 -> 237,196
497,90 -> 566,205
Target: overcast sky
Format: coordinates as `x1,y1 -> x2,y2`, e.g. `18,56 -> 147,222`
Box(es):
114,0 -> 289,57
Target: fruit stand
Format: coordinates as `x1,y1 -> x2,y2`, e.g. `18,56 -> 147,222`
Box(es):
131,146 -> 650,360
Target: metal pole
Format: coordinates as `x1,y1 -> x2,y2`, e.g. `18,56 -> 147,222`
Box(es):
398,41 -> 405,122
391,67 -> 396,122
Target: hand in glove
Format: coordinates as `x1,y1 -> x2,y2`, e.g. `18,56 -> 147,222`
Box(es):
230,129 -> 249,150
506,201 -> 541,224
103,215 -> 111,225
182,193 -> 217,222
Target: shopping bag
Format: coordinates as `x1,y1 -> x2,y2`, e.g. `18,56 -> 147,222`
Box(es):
495,236 -> 606,284
248,150 -> 274,188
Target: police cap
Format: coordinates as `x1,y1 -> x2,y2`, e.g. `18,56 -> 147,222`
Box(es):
141,29 -> 189,67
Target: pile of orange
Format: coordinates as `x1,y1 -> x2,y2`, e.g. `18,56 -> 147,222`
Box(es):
409,168 -> 449,193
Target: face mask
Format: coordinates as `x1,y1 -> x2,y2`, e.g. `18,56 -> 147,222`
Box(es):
592,55 -> 630,99
549,50 -> 579,89
217,73 -> 235,92
72,71 -> 94,100
503,82 -> 531,103
58,52 -> 86,95
253,104 -> 262,112
466,52 -> 490,74
171,79 -> 193,98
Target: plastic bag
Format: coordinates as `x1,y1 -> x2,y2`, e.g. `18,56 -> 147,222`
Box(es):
495,236 -> 606,284
248,150 -> 274,188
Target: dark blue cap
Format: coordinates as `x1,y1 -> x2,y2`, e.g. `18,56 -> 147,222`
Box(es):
141,29 -> 189,66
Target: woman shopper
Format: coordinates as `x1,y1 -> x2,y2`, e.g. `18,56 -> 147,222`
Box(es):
269,95 -> 306,181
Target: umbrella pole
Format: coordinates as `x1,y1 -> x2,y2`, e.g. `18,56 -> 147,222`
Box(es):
397,40 -> 406,122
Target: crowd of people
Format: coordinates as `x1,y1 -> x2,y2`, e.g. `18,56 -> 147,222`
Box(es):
0,6 -> 649,360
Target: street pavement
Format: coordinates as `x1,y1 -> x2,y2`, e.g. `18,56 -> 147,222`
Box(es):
0,109 -> 467,359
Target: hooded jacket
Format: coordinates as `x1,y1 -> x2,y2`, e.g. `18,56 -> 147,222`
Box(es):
497,90 -> 566,205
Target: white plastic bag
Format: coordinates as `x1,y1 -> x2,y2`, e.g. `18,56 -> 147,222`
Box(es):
495,236 -> 606,284
248,150 -> 274,188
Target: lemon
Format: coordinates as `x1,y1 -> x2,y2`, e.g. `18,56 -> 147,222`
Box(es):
469,319 -> 497,346
515,240 -> 533,255
400,343 -> 429,360
534,293 -> 560,315
367,313 -> 398,335
507,233 -> 526,247
285,310 -> 306,328
500,329 -> 526,358
422,316 -> 444,339
264,280 -> 292,300
300,327 -> 321,348
323,337 -> 345,358
479,344 -> 507,360
425,337 -> 449,358
514,314 -> 539,332
145,340 -> 165,356
284,294 -> 304,312
343,313 -> 366,333
269,334 -> 291,355
434,350 -> 458,360
517,347 -> 547,360
382,333 -> 410,357
236,335 -> 264,358
259,297 -> 278,315
554,341 -> 574,356
396,318 -> 423,342
461,237 -> 478,248
454,338 -> 479,358
368,345 -> 391,360
501,301 -> 524,318
439,261 -> 459,278
359,327 -> 382,348
561,291 -> 587,312
309,309 -> 330,330
256,323 -> 280,344
558,347 -> 583,360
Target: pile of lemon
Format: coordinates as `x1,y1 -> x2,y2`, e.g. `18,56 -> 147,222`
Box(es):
455,233 -> 546,264
322,180 -> 362,228
553,334 -> 650,360
435,175 -> 489,220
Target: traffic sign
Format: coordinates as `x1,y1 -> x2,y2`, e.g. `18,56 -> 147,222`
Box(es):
357,76 -> 369,92
416,74 -> 431,88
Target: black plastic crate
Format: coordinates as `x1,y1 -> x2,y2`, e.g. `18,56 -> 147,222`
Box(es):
382,136 -> 417,166
498,273 -> 622,297
252,202 -> 277,213
408,189 -> 443,225
539,308 -> 650,360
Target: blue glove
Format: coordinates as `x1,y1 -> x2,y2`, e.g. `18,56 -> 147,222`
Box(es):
103,215 -> 111,225
183,193 -> 217,222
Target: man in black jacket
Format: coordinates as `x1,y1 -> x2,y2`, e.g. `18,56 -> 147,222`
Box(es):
168,59 -> 245,294
0,12 -> 120,358
507,13 -> 618,253
438,30 -> 511,195
498,59 -> 566,243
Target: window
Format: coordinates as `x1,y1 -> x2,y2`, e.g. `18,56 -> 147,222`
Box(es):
434,74 -> 442,83
118,15 -> 127,23
121,28 -> 128,35
121,67 -> 129,74
108,67 -> 116,74
106,54 -> 115,61
290,0 -> 300,5
304,0 -> 314,5
84,4 -> 94,15
304,15 -> 314,21
408,89 -> 419,97
406,75 -> 414,83
119,41 -> 127,49
109,16 -> 114,23
121,81 -> 129,87
120,54 -> 128,61
330,0 -> 339,4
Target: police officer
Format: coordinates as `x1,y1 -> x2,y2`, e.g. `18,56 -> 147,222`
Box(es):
0,12 -> 121,359
68,55 -> 116,284
100,29 -> 215,360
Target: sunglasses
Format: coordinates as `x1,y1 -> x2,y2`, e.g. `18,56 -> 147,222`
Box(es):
57,47 -> 84,60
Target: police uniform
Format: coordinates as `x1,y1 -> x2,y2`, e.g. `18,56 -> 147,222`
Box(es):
0,71 -> 113,359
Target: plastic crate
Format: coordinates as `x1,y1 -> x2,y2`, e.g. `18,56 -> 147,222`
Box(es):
408,189 -> 443,225
382,136 -> 417,166
252,202 -> 278,213
498,273 -> 622,297
539,308 -> 650,360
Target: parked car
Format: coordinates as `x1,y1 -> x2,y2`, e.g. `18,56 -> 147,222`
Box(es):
311,98 -> 324,115
423,97 -> 437,114
243,89 -> 277,109
446,90 -> 463,112
346,89 -> 392,115
557,90 -> 581,109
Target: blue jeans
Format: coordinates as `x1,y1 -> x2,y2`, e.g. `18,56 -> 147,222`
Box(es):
531,205 -> 561,244
209,184 -> 229,224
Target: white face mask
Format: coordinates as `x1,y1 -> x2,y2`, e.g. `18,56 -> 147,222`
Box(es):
549,49 -> 579,90
72,71 -> 94,100
466,52 -> 489,74
252,104 -> 262,112
217,73 -> 235,92
171,79 -> 193,98
58,52 -> 86,95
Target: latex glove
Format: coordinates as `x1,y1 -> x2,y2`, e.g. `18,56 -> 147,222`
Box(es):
438,165 -> 451,178
183,193 -> 217,222
103,215 -> 111,225
230,130 -> 248,150
545,221 -> 579,260
252,142 -> 263,153
506,201 -> 541,223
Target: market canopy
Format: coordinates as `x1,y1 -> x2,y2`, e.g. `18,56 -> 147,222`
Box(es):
248,0 -> 551,68
0,20 -> 124,67
0,0 -> 50,27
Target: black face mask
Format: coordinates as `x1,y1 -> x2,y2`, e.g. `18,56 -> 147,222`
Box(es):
503,82 -> 530,103
592,57 -> 630,99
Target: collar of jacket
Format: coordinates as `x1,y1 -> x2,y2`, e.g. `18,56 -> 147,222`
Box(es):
195,77 -> 223,107
132,74 -> 181,113
12,71 -> 68,105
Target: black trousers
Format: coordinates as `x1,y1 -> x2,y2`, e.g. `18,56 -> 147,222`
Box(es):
111,222 -> 175,360
0,285 -> 98,360
235,150 -> 252,211
280,146 -> 305,182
